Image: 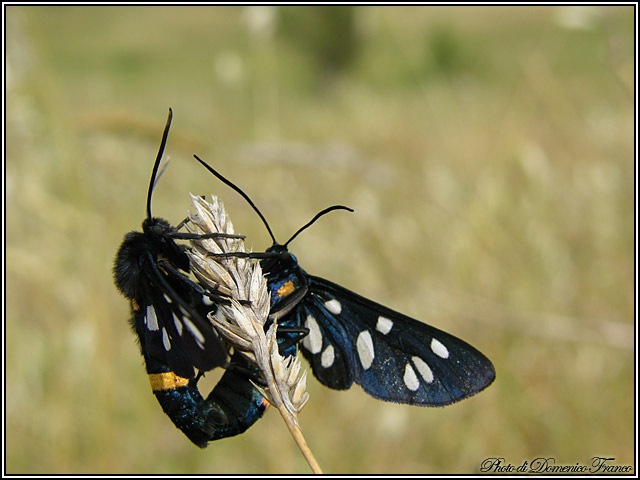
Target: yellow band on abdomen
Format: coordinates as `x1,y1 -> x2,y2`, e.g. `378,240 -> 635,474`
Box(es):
148,372 -> 190,391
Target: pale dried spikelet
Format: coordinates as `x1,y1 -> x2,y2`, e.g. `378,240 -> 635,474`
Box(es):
185,194 -> 308,415
264,321 -> 310,415
187,194 -> 251,301
186,194 -> 267,360
185,193 -> 320,473
226,301 -> 310,417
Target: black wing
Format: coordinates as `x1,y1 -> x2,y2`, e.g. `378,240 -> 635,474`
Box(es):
135,252 -> 228,379
294,275 -> 495,406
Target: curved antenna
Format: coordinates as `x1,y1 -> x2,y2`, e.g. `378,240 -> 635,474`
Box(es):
284,205 -> 354,248
146,108 -> 173,220
193,154 -> 277,244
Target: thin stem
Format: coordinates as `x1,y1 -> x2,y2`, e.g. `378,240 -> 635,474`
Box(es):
278,408 -> 323,474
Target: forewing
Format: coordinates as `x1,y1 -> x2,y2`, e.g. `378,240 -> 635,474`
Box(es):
297,275 -> 495,406
137,256 -> 228,378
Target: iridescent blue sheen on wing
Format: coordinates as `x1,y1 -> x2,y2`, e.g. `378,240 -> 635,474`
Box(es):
260,243 -> 495,407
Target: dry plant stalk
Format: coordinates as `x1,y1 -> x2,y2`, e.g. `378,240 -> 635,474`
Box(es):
185,194 -> 322,474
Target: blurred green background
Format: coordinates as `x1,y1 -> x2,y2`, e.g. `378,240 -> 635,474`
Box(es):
5,5 -> 635,475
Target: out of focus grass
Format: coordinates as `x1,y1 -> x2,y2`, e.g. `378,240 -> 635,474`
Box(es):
5,5 -> 634,474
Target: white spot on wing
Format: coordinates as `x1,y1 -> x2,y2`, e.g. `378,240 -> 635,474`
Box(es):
202,294 -> 214,306
172,312 -> 183,336
356,331 -> 375,370
321,345 -> 335,368
302,315 -> 322,354
376,316 -> 393,335
431,338 -> 449,359
324,299 -> 342,314
404,363 -> 420,391
162,327 -> 171,351
182,316 -> 206,348
163,293 -> 172,303
411,356 -> 434,384
146,306 -> 159,331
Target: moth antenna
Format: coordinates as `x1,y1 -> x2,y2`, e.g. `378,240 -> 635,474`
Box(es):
146,108 -> 173,220
193,154 -> 278,244
153,157 -> 171,192
284,205 -> 354,248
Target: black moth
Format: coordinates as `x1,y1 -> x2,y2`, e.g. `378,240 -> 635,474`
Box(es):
113,109 -> 269,447
113,108 -> 495,448
194,155 -> 496,408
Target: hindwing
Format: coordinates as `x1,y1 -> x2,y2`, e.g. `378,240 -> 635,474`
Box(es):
294,275 -> 495,406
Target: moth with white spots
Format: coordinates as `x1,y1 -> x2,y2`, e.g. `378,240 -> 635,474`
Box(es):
260,245 -> 496,407
195,155 -> 496,409
114,110 -> 270,448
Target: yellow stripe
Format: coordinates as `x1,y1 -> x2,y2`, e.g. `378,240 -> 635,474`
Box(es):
277,281 -> 295,298
148,372 -> 190,391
